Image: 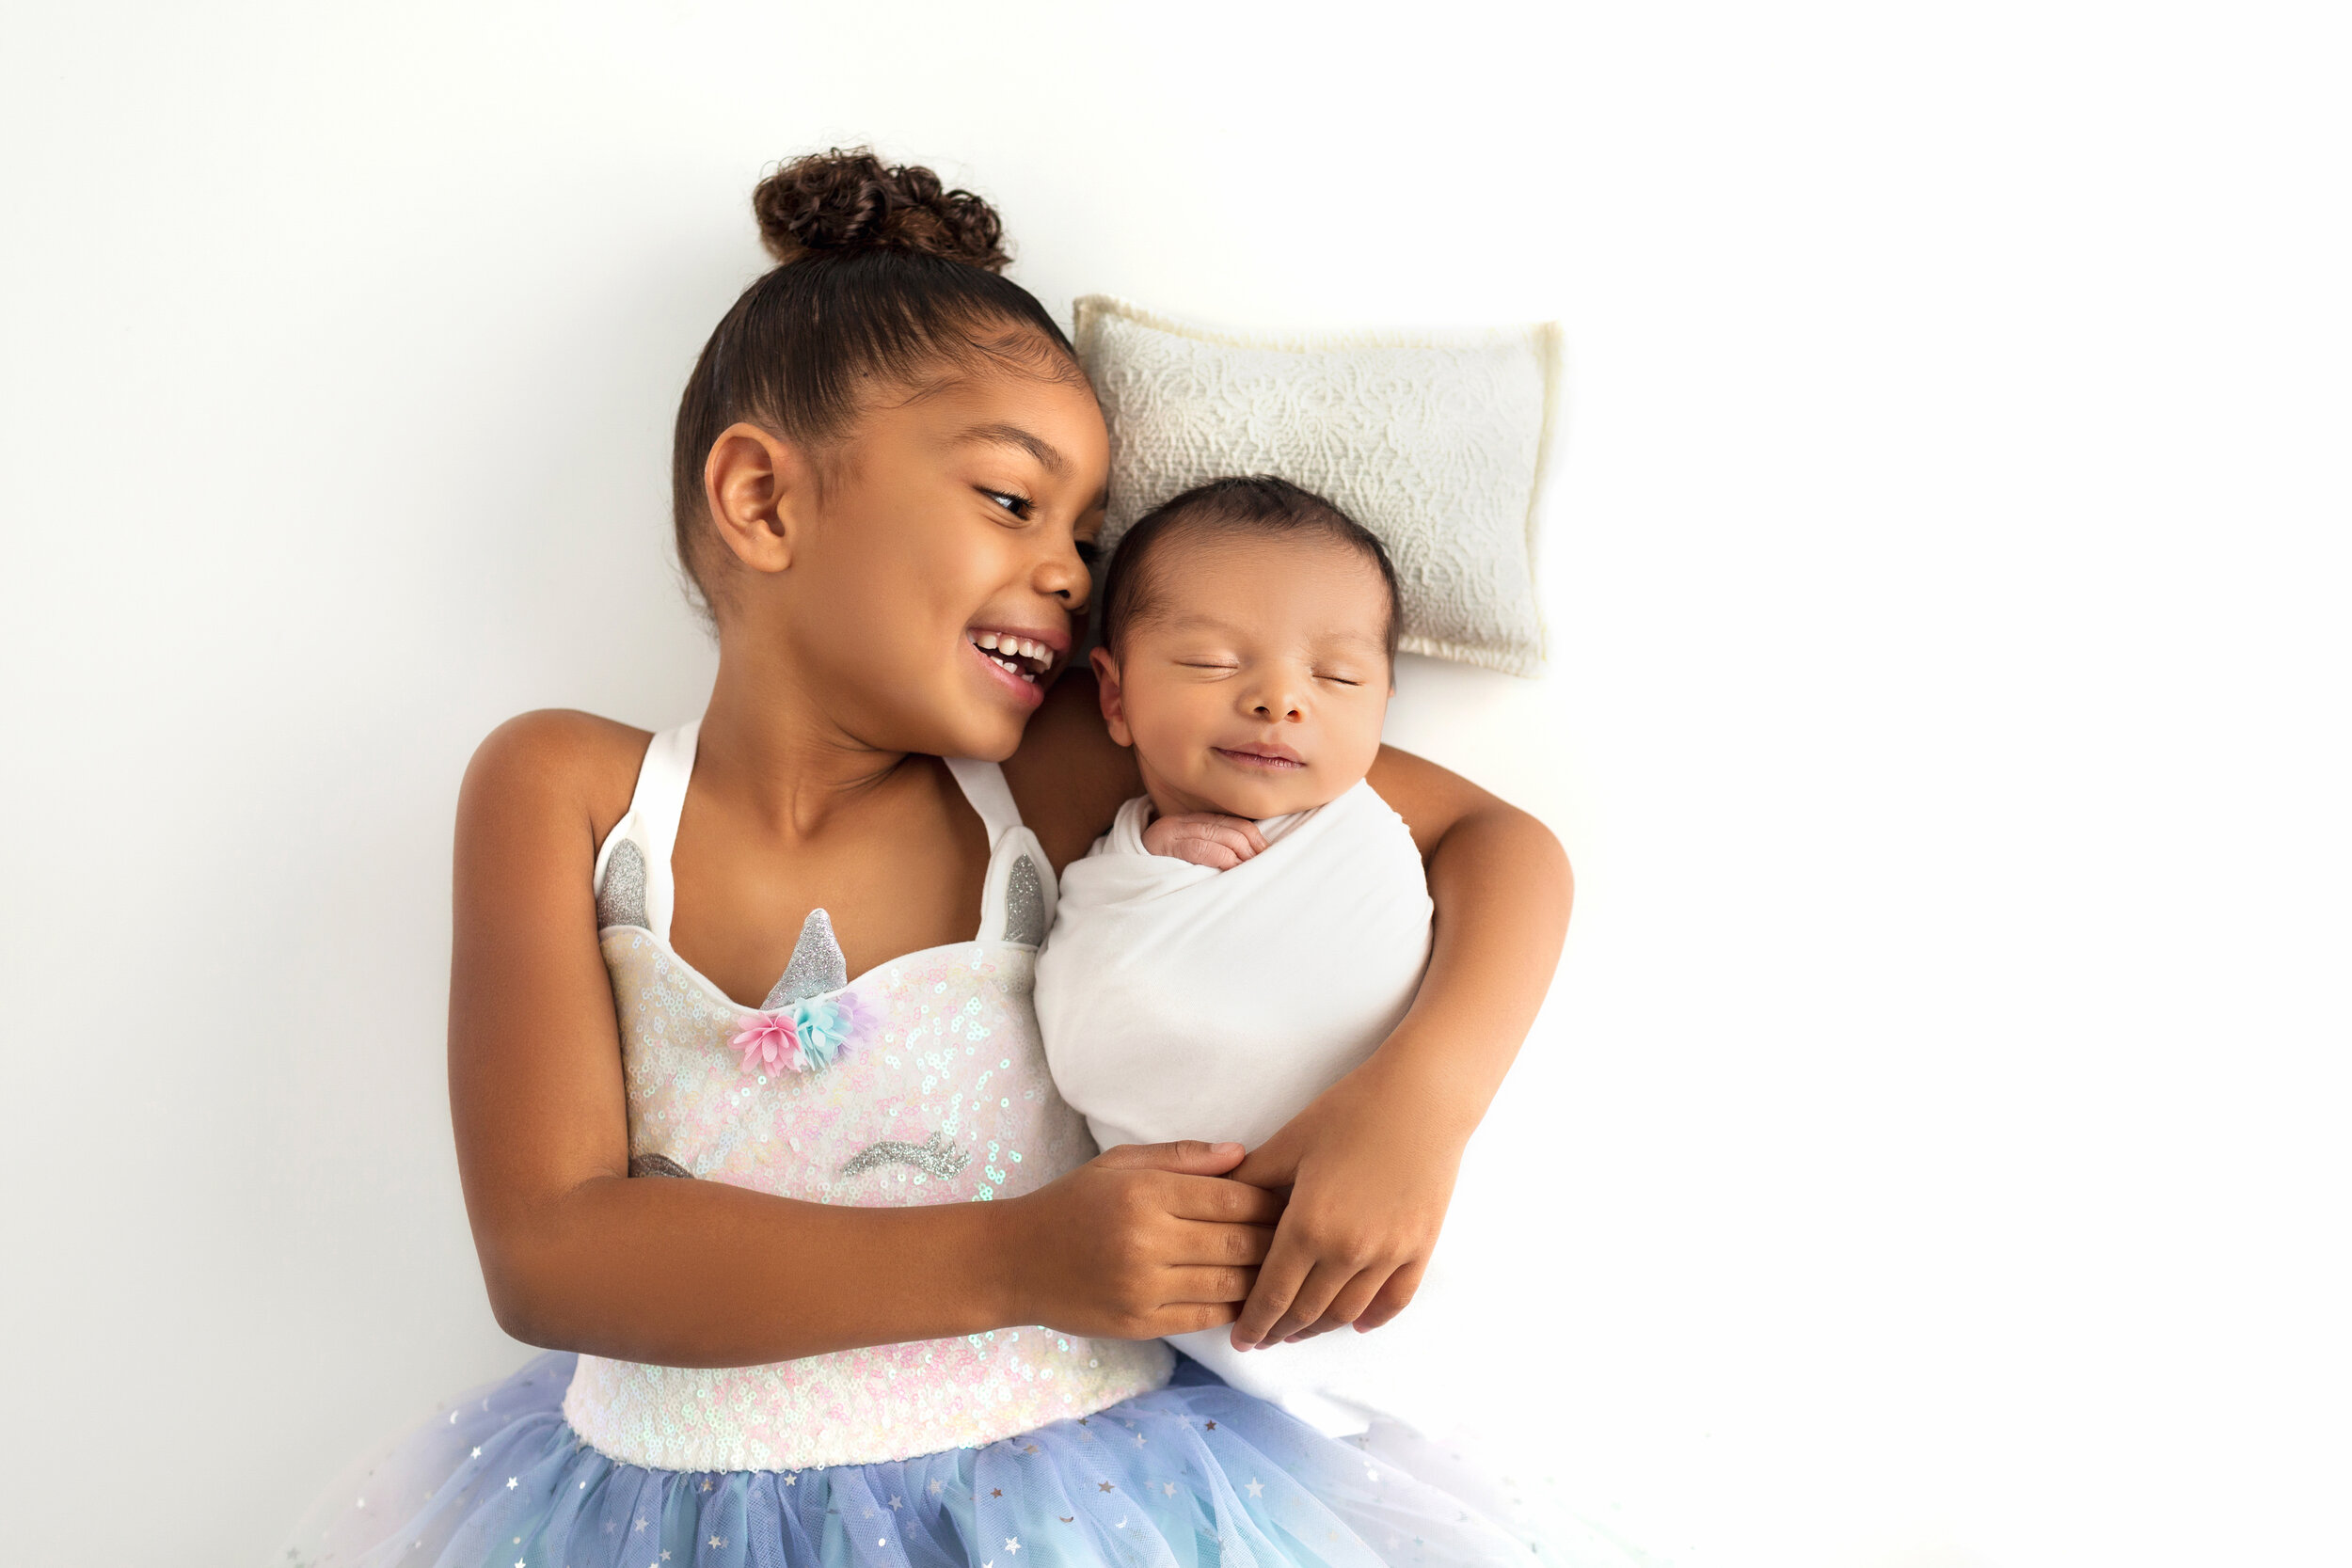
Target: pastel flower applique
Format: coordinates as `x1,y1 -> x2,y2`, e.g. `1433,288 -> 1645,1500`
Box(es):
733,1010 -> 801,1074
733,993 -> 870,1076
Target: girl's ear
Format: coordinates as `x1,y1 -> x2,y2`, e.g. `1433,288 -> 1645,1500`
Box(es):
1089,646 -> 1135,748
704,421 -> 812,575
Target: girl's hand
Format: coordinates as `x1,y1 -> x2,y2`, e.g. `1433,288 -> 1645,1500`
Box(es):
1225,1057 -> 1467,1349
1214,747 -> 1574,1348
1003,1140 -> 1283,1340
1141,812 -> 1267,869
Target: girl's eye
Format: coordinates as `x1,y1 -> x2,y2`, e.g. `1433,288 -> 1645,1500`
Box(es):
1318,673 -> 1365,687
980,488 -> 1034,520
1073,538 -> 1102,566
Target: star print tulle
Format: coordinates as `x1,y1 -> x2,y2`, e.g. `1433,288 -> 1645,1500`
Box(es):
278,1354 -> 1654,1568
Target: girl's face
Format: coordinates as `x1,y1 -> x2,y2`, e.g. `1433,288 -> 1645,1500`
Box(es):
719,353 -> 1109,762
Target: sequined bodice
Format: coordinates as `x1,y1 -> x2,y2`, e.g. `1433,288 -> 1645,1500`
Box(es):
560,724 -> 1171,1471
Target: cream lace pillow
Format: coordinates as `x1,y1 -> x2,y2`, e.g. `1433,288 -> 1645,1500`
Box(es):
1073,295 -> 1561,676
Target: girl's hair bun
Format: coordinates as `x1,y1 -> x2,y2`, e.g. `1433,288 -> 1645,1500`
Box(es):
753,149 -> 1012,273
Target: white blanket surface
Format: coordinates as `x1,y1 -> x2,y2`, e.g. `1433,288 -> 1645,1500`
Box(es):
1036,780 -> 1436,1434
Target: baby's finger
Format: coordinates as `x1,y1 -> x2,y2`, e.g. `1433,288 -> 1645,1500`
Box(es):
1183,842 -> 1243,870
1230,1236 -> 1313,1349
1165,824 -> 1250,866
1350,1257 -> 1428,1333
1201,823 -> 1263,863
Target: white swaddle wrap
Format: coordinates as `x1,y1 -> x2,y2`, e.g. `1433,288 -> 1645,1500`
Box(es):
1036,780 -> 1434,1434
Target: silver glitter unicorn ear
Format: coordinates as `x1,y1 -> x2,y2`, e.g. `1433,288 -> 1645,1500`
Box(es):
596,840 -> 650,930
761,908 -> 849,1008
1003,853 -> 1046,946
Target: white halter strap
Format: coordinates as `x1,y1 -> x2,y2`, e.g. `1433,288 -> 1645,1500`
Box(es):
593,724 -> 1050,951
624,721 -> 699,942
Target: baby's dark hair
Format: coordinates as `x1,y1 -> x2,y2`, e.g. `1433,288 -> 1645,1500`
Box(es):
1099,476 -> 1403,660
672,148 -> 1087,615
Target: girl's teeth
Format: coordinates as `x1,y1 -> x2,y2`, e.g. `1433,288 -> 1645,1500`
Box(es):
971,631 -> 1054,675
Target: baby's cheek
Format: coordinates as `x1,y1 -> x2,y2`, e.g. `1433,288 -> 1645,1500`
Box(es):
1328,702 -> 1389,780
1132,697 -> 1220,777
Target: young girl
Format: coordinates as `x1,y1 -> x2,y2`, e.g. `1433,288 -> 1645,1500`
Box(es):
282,150 -> 1609,1568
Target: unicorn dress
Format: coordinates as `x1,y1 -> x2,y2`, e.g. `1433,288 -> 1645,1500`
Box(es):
281,722 -> 1645,1568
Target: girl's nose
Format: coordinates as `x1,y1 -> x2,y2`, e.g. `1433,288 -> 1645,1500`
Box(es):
1035,537 -> 1091,609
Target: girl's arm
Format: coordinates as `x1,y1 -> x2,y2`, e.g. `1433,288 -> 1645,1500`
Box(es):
1226,745 -> 1572,1346
1005,674 -> 1574,1348
448,711 -> 1277,1367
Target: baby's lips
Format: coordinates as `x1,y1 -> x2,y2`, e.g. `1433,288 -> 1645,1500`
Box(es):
1214,741 -> 1307,767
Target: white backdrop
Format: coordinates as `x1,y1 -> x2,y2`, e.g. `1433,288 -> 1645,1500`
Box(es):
3,4 -> 2346,1564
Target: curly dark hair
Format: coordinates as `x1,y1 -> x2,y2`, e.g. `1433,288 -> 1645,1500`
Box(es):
671,149 -> 1085,614
750,149 -> 1011,271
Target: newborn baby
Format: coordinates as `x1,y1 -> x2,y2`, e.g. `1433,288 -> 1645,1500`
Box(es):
1035,475 -> 1434,1435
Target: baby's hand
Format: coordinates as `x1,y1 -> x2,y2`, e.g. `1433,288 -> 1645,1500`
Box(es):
1142,813 -> 1268,870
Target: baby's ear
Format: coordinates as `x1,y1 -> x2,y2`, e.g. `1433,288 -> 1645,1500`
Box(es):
1090,646 -> 1134,747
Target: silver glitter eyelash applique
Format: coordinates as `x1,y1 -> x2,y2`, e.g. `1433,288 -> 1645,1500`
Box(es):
836,1130 -> 971,1181
628,1152 -> 694,1180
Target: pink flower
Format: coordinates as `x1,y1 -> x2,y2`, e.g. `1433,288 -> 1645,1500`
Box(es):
731,994 -> 871,1078
733,1010 -> 803,1075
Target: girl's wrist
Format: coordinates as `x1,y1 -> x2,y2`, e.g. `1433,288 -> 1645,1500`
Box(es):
960,1190 -> 1032,1330
1358,1034 -> 1493,1149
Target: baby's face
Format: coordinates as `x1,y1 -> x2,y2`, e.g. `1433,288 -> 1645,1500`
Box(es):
1093,532 -> 1392,821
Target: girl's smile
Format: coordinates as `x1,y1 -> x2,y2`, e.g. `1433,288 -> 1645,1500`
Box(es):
964,625 -> 1066,705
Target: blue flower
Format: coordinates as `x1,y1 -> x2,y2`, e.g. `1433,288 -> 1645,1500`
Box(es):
787,995 -> 866,1071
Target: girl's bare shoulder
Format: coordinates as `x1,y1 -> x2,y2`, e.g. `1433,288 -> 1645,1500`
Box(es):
459,709 -> 654,854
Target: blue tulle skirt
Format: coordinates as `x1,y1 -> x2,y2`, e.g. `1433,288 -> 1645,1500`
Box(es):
280,1353 -> 1651,1568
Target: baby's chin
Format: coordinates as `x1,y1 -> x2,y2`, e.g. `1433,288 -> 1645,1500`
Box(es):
1184,753 -> 1353,822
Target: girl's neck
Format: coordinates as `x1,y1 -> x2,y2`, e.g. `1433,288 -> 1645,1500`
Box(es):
696,653 -> 914,840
